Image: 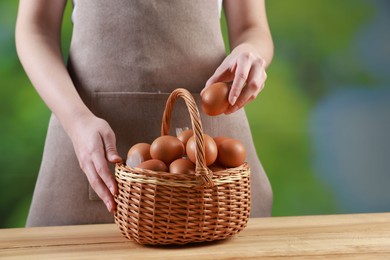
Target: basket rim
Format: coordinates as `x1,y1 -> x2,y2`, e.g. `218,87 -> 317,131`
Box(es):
115,162 -> 250,188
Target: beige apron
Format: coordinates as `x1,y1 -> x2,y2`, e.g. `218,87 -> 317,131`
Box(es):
26,0 -> 272,227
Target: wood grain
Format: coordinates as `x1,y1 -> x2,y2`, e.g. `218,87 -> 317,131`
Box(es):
1,212 -> 390,259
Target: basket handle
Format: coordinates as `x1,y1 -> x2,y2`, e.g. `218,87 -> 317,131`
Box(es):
161,88 -> 214,187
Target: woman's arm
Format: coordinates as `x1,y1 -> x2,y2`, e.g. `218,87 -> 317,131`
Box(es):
203,0 -> 274,114
15,0 -> 87,129
15,0 -> 121,212
224,0 -> 273,66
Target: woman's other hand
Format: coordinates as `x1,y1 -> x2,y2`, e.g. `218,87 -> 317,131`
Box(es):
67,114 -> 122,213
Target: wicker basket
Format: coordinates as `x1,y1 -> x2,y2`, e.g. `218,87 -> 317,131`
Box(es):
114,88 -> 251,245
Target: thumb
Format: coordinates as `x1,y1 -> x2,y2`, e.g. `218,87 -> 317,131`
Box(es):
201,61 -> 234,95
102,131 -> 122,163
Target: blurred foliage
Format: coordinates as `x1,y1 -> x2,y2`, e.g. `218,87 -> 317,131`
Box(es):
0,1 -> 73,228
0,0 -> 379,227
249,0 -> 376,216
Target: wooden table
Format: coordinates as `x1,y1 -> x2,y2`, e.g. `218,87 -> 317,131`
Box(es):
1,212 -> 390,259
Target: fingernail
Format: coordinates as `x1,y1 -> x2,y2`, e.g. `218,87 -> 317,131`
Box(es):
112,154 -> 122,162
107,201 -> 115,212
109,186 -> 115,196
106,201 -> 112,211
230,95 -> 238,106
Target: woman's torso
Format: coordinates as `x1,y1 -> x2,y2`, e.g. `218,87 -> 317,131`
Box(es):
68,0 -> 226,97
26,1 -> 272,227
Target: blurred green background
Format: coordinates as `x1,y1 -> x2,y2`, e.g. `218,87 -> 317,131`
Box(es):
1,0 -> 389,228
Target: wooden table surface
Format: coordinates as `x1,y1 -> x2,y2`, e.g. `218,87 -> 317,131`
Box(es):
1,212 -> 390,259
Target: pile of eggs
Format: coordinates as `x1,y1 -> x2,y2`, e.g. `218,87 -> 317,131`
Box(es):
126,130 -> 246,174
125,82 -> 247,174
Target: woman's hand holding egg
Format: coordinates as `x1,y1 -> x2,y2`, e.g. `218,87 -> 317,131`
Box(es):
201,43 -> 267,114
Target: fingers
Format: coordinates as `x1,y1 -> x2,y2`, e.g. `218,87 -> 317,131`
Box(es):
101,129 -> 122,163
80,157 -> 116,213
229,53 -> 253,105
74,122 -> 121,213
91,150 -> 118,197
202,48 -> 267,113
225,59 -> 267,114
201,57 -> 235,95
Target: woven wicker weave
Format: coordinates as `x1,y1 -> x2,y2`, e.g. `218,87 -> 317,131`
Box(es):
114,88 -> 251,245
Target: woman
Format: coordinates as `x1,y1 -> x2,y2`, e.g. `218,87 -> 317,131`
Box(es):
16,0 -> 274,226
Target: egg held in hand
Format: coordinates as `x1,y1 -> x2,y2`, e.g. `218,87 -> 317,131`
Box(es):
201,82 -> 230,116
150,135 -> 185,165
186,134 -> 217,166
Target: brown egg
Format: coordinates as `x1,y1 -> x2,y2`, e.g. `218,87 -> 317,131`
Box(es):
213,136 -> 229,148
150,135 -> 185,165
177,129 -> 194,146
126,143 -> 151,167
186,134 -> 217,166
217,138 -> 246,168
201,82 -> 230,116
137,159 -> 168,172
169,158 -> 196,174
